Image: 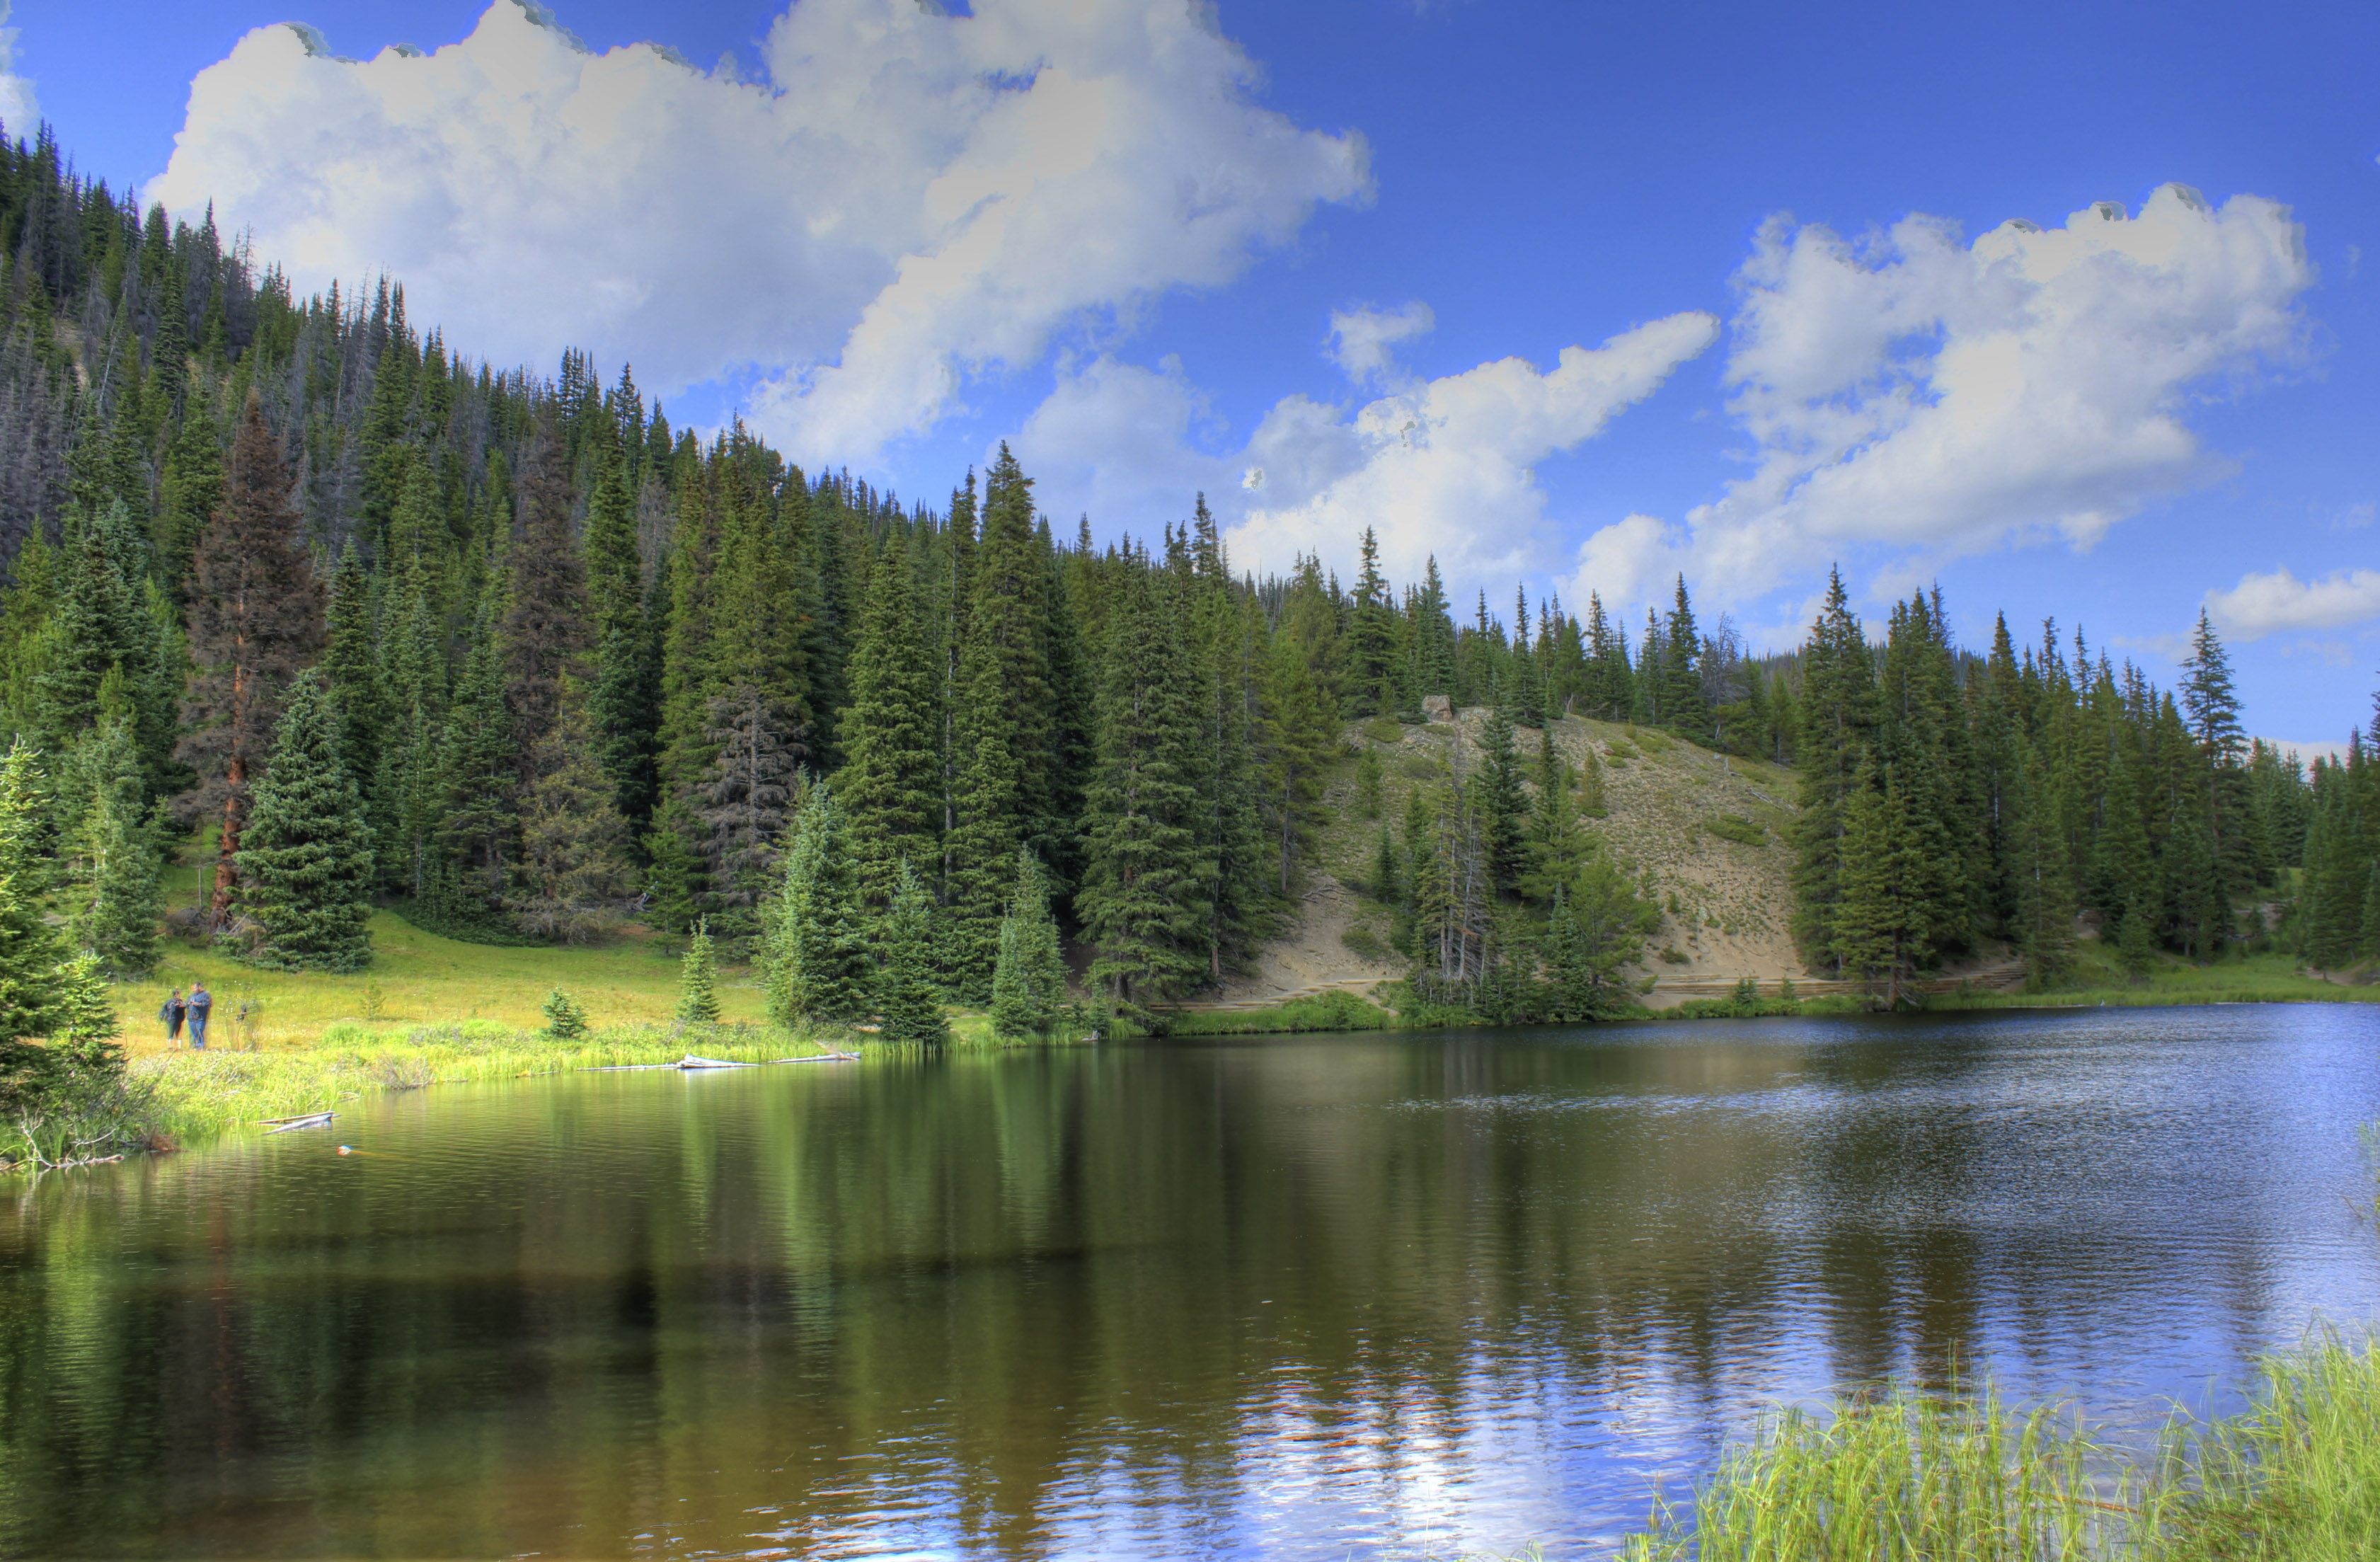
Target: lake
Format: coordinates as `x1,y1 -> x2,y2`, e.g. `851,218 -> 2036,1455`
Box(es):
4,1006 -> 2377,1558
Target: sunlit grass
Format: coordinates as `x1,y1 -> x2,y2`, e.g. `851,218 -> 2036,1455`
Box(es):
131,1020 -> 870,1144
108,910 -> 770,1052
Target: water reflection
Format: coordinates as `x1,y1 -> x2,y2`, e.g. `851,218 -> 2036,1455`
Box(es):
3,1006 -> 2376,1558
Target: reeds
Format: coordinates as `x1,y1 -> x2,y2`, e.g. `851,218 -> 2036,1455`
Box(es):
1618,1379 -> 2128,1561
1614,1340 -> 2380,1561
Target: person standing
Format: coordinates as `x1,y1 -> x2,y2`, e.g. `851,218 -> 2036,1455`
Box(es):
159,988 -> 188,1044
187,982 -> 212,1050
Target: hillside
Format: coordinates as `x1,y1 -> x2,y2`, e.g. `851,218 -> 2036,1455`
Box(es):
1207,709 -> 1813,1013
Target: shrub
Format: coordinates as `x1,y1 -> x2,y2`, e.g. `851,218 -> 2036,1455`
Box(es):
1707,814 -> 1766,846
541,988 -> 590,1040
1340,924 -> 1393,964
1660,946 -> 1691,965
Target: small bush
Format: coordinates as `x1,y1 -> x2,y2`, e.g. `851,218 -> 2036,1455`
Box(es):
1660,946 -> 1691,965
1400,754 -> 1441,781
1707,814 -> 1765,846
542,987 -> 590,1040
1362,718 -> 1403,745
1606,742 -> 1639,762
1275,989 -> 1390,1031
1340,924 -> 1393,964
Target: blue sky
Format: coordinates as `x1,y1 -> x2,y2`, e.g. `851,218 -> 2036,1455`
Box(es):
8,0 -> 2377,742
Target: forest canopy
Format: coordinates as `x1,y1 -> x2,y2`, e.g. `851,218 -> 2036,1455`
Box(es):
0,117 -> 2372,1046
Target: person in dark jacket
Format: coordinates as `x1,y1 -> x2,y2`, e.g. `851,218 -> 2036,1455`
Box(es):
186,982 -> 212,1050
159,988 -> 187,1043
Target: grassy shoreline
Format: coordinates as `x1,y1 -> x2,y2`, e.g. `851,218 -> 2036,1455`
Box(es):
1613,1336 -> 2380,1560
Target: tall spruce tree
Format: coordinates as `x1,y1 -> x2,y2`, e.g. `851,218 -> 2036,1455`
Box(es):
502,413 -> 594,774
989,847 -> 1069,1039
179,392 -> 327,927
237,671 -> 374,972
1790,568 -> 1873,968
64,718 -> 161,978
1077,560 -> 1208,1017
761,781 -> 874,1026
837,532 -> 941,909
875,861 -> 948,1047
508,686 -> 638,943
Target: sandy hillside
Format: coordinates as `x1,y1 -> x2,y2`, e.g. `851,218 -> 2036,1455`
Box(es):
1212,711 -> 1815,1009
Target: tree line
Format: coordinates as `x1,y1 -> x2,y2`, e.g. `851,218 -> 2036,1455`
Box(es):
0,115 -> 2372,1075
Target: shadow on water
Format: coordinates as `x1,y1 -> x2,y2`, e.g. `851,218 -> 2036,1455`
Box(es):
3,1005 -> 2376,1558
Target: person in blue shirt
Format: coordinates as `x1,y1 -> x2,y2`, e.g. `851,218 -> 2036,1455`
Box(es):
187,982 -> 212,1050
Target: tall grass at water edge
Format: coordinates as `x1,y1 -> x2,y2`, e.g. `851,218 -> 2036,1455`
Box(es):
129,1022 -> 861,1145
1606,1339 -> 2380,1561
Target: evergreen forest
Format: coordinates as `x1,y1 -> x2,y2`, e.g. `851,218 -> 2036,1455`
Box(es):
0,121 -> 2374,1057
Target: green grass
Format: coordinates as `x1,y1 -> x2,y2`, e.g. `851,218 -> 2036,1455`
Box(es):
111,910 -> 769,1052
1924,946 -> 2380,1012
1616,1338 -> 2380,1561
128,1022 -> 845,1144
1166,989 -> 1393,1035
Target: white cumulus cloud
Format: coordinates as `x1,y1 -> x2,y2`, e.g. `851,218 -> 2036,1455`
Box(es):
148,0 -> 1369,461
1327,300 -> 1434,385
1568,184 -> 2313,617
1012,311 -> 1718,592
2206,565 -> 2380,641
0,2 -> 38,134
1225,312 -> 1719,589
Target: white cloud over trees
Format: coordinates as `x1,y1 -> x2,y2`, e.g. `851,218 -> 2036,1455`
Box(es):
1566,185 -> 2314,614
148,0 -> 1369,461
2207,566 -> 2380,641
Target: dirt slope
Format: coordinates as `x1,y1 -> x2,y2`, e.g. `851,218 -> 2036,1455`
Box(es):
1208,711 -> 1812,1010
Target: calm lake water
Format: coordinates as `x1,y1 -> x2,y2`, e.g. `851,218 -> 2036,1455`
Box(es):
4,1006 -> 2379,1558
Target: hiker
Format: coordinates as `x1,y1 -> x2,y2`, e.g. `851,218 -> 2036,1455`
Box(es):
187,982 -> 212,1050
159,988 -> 187,1044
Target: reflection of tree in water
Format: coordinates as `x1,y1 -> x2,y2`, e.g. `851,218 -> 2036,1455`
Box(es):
0,1013 -> 2358,1556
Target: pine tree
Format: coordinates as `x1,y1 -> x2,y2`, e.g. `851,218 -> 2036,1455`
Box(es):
179,392 -> 326,926
837,532 -> 941,907
65,718 -> 161,977
675,920 -> 720,1026
694,683 -> 806,940
1830,761 -> 1932,1008
38,503 -> 151,740
1259,617 -> 1338,895
989,847 -> 1069,1039
1519,727 -> 1592,902
584,430 -> 657,825
319,542 -> 384,815
761,781 -> 873,1026
0,740 -> 71,1048
1355,747 -> 1384,820
946,445 -> 1056,988
436,606 -> 519,922
502,413 -> 594,771
1078,562 -> 1209,1017
1563,848 -> 1664,1012
1790,568 -> 1873,967
876,861 -> 948,1046
237,670 -> 374,972
1662,575 -> 1706,736
1347,526 -> 1398,716
1474,697 -> 1529,892
508,687 -> 639,943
